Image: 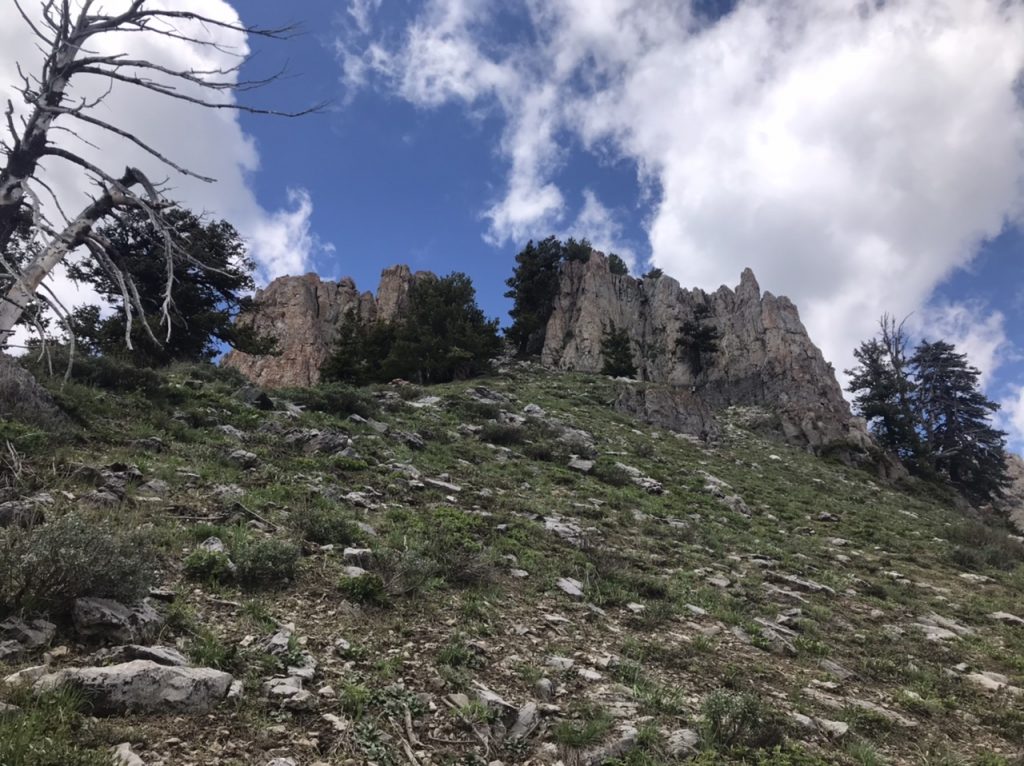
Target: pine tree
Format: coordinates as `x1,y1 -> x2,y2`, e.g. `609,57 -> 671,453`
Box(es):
65,207 -> 272,366
676,304 -> 721,380
600,323 -> 637,378
910,340 -> 1008,501
505,236 -> 593,357
607,253 -> 629,275
845,315 -> 919,463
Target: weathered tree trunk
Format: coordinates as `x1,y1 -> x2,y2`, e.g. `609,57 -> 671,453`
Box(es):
0,191 -> 117,346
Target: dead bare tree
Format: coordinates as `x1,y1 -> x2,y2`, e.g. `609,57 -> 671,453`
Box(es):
0,0 -> 319,353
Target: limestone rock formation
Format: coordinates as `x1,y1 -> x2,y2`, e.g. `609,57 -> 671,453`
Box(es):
223,267 -> 432,389
996,453 -> 1024,534
30,660 -> 233,715
542,253 -> 869,451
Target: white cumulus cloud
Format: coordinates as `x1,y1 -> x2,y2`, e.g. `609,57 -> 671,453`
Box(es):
341,0 -> 1024,382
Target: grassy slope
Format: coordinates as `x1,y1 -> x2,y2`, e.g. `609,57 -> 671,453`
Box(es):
1,361 -> 1023,766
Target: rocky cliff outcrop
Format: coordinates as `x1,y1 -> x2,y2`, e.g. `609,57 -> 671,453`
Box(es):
542,253 -> 870,452
222,267 -> 431,389
996,454 -> 1024,535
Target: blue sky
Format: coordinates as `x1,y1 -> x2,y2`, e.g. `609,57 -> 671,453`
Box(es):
226,1 -> 1024,446
6,1 -> 1021,446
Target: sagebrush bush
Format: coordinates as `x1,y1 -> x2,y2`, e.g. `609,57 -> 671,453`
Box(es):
339,573 -> 389,606
591,460 -> 633,487
292,505 -> 360,545
231,535 -> 299,588
276,383 -> 377,418
699,691 -> 786,751
183,548 -> 235,583
0,513 -> 158,616
410,507 -> 493,586
948,520 -> 1024,572
478,422 -> 526,446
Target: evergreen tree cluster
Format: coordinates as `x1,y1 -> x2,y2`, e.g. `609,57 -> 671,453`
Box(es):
322,272 -> 500,386
847,316 -> 1008,502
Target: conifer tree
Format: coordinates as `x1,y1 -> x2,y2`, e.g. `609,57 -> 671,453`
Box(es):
845,315 -> 919,462
601,323 -> 637,378
677,304 -> 721,380
910,340 -> 1008,501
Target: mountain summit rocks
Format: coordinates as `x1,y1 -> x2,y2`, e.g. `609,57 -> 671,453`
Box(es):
540,253 -> 871,452
225,254 -> 870,453
222,266 -> 433,388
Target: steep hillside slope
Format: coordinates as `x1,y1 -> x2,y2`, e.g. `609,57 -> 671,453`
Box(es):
1,362 -> 1022,766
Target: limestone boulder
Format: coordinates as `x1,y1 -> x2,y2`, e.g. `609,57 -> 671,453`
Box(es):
30,660 -> 233,715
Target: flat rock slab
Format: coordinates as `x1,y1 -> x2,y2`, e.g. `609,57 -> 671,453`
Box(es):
32,660 -> 232,715
556,577 -> 584,599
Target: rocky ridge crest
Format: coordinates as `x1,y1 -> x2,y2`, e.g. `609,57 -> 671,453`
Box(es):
541,253 -> 871,452
224,256 -> 871,453
223,266 -> 432,388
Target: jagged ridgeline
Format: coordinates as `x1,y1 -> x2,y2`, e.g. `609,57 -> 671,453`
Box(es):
224,252 -> 876,461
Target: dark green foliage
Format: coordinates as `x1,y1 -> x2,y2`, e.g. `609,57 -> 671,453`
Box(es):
848,318 -> 1008,502
339,573 -> 389,606
24,347 -> 163,393
478,422 -> 526,446
608,253 -> 629,275
677,304 -> 721,379
292,506 -> 360,545
505,236 -> 592,357
699,691 -> 786,751
643,267 -> 663,280
601,323 -> 637,378
592,459 -> 634,487
65,207 -> 273,366
183,549 -> 235,583
845,315 -> 920,462
911,340 -> 1008,501
0,514 -> 158,616
323,273 -> 500,385
231,536 -> 300,588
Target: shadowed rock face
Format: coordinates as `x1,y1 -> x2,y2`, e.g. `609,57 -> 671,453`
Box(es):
996,454 -> 1024,534
222,266 -> 431,389
541,253 -> 869,450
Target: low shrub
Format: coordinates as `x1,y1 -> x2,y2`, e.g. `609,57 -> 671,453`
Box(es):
478,422 -> 526,446
591,460 -> 633,488
183,549 -> 235,583
947,520 -> 1024,571
231,535 -> 300,588
292,506 -> 360,545
699,690 -> 786,752
339,573 -> 389,606
411,507 -> 493,586
0,513 -> 158,616
277,383 -> 377,418
24,349 -> 163,394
